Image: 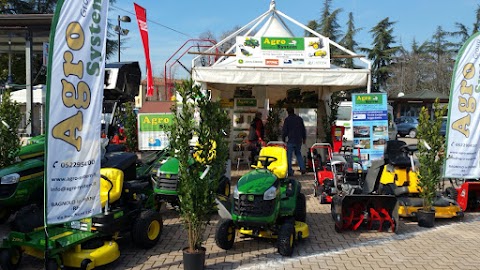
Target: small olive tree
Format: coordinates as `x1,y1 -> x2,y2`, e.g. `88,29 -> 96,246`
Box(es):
417,99 -> 447,210
167,79 -> 230,253
0,90 -> 22,167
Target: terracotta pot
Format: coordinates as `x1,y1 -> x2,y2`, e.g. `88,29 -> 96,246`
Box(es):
182,247 -> 206,270
417,209 -> 435,228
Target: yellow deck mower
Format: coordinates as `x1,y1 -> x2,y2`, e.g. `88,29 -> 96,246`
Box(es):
376,140 -> 463,219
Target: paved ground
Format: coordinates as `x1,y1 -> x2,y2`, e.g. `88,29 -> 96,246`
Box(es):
3,137 -> 479,270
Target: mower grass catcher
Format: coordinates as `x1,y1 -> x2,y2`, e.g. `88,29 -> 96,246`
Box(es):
215,145 -> 308,257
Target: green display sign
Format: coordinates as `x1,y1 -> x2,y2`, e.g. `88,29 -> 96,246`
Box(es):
235,98 -> 257,107
354,94 -> 385,105
138,113 -> 174,132
261,37 -> 305,50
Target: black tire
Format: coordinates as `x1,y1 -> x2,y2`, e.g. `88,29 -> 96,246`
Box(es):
0,208 -> 11,224
408,129 -> 417,138
445,187 -> 458,201
46,258 -> 60,270
80,259 -> 92,270
294,193 -> 307,222
215,219 -> 236,250
320,194 -> 328,204
277,222 -> 295,256
131,210 -> 163,249
334,223 -> 343,233
0,248 -> 22,270
313,184 -> 319,197
12,204 -> 44,233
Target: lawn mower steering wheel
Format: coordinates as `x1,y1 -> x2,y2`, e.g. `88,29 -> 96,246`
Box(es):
257,156 -> 277,168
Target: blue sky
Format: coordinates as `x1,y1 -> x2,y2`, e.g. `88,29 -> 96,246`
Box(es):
108,0 -> 479,79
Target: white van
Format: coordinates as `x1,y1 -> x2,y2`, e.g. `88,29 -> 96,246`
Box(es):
335,101 -> 397,142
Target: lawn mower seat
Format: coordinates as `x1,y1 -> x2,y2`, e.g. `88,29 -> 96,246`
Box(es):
384,140 -> 411,167
257,146 -> 288,179
100,168 -> 124,207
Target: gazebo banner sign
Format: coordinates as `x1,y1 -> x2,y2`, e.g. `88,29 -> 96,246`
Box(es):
236,36 -> 330,68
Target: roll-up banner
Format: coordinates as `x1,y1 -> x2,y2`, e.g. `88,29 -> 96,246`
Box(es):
444,32 -> 480,179
45,0 -> 109,225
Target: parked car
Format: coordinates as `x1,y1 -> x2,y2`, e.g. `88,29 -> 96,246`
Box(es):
440,117 -> 447,136
395,116 -> 419,138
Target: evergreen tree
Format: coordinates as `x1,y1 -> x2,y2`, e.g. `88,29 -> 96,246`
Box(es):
361,17 -> 401,92
339,12 -> 363,68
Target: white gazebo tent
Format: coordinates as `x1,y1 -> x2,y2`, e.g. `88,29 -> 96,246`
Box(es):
5,84 -> 46,135
191,0 -> 371,142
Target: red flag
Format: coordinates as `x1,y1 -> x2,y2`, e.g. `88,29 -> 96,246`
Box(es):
134,3 -> 154,97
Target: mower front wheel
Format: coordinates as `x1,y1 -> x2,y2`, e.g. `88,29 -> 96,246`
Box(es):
215,219 -> 236,250
131,210 -> 163,249
278,222 -> 295,256
0,248 -> 22,270
0,208 -> 11,224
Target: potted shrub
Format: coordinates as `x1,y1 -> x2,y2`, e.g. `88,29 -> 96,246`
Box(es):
167,79 -> 230,270
416,99 -> 447,227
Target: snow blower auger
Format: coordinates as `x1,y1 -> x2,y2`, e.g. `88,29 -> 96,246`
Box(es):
331,194 -> 398,233
330,157 -> 399,233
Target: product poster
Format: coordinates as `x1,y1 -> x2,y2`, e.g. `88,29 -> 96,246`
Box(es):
138,113 -> 174,150
352,93 -> 389,168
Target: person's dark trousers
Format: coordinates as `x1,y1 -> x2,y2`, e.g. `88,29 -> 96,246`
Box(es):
249,141 -> 260,164
287,142 -> 306,176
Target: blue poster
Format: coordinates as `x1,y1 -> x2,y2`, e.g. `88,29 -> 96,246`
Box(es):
352,93 -> 388,168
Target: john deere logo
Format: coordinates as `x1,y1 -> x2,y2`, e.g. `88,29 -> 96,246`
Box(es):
166,174 -> 171,178
247,195 -> 254,202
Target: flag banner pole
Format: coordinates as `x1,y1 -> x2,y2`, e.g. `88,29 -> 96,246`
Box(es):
444,32 -> 480,179
44,0 -> 109,243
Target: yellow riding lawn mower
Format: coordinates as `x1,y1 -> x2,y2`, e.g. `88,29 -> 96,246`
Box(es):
374,140 -> 463,219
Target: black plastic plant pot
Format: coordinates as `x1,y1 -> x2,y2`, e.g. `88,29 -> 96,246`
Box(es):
417,209 -> 435,228
182,247 -> 206,270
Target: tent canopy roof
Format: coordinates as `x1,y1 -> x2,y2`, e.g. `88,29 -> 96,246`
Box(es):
191,0 -> 370,93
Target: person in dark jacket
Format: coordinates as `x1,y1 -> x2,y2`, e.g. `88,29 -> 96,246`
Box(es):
247,111 -> 265,163
282,107 -> 306,176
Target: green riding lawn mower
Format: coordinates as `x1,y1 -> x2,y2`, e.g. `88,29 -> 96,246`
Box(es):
151,151 -> 231,209
215,145 -> 308,256
0,160 -> 164,270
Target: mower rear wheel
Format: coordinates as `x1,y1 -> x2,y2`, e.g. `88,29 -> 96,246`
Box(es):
294,193 -> 307,222
131,210 -> 163,249
0,248 -> 22,270
215,219 -> 236,250
278,222 -> 295,256
12,204 -> 43,233
80,259 -> 93,270
334,223 -> 343,233
46,258 -> 60,270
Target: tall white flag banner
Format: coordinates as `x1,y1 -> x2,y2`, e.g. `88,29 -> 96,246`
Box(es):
45,0 -> 109,224
444,32 -> 480,178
